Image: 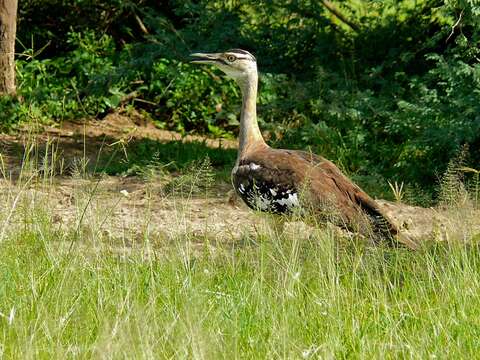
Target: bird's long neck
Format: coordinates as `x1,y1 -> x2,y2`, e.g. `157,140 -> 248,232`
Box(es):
237,71 -> 266,160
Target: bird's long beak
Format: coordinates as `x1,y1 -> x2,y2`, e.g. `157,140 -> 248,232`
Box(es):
190,52 -> 221,64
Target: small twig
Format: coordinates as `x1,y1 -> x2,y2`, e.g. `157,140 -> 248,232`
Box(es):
156,78 -> 175,102
70,81 -> 88,115
118,91 -> 139,106
132,98 -> 157,106
446,10 -> 463,43
134,13 -> 149,35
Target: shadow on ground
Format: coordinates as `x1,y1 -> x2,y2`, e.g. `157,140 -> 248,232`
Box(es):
0,112 -> 237,180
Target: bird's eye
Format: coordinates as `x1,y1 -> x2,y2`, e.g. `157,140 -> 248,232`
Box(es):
226,55 -> 236,62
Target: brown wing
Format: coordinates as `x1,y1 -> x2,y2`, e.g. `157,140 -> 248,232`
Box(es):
314,159 -> 398,233
281,150 -> 383,215
280,149 -> 382,212
292,150 -> 418,248
240,148 -> 374,223
284,149 -> 326,165
240,147 -> 417,248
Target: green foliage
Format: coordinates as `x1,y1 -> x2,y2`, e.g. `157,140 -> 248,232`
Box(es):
145,60 -> 241,134
17,0 -> 144,56
16,31 -> 121,122
5,0 -> 480,194
100,139 -> 236,180
12,29 -> 249,135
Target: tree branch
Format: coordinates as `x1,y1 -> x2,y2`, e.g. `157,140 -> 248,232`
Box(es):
319,0 -> 360,32
446,9 -> 463,43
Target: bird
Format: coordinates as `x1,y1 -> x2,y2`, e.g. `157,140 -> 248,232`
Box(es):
190,49 -> 417,249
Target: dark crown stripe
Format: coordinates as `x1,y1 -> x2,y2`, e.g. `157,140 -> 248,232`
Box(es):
227,48 -> 256,61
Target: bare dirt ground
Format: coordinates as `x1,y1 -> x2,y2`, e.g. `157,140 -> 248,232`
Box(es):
1,113 -> 479,247
0,113 -> 259,246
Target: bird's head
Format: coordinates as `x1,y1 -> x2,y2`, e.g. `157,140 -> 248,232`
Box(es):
190,49 -> 257,83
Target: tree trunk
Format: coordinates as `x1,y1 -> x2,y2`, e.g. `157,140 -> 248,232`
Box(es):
0,0 -> 17,96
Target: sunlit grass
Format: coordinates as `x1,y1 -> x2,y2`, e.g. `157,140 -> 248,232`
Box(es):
0,184 -> 480,358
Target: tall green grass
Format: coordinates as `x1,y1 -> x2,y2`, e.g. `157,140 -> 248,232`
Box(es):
0,138 -> 480,358
2,208 -> 480,358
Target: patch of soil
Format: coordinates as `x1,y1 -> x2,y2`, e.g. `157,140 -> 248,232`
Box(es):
53,176 -> 257,240
0,114 -> 259,245
45,112 -> 237,148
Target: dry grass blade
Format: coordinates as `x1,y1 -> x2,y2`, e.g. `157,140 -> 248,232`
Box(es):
388,180 -> 405,203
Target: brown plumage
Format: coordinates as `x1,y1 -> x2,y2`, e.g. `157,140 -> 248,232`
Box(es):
190,49 -> 416,248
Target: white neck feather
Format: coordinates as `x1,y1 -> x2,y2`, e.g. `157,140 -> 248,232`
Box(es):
236,70 -> 266,161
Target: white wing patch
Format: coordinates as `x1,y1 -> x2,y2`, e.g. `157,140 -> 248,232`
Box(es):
275,192 -> 299,209
244,183 -> 299,212
249,163 -> 261,171
238,183 -> 245,194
